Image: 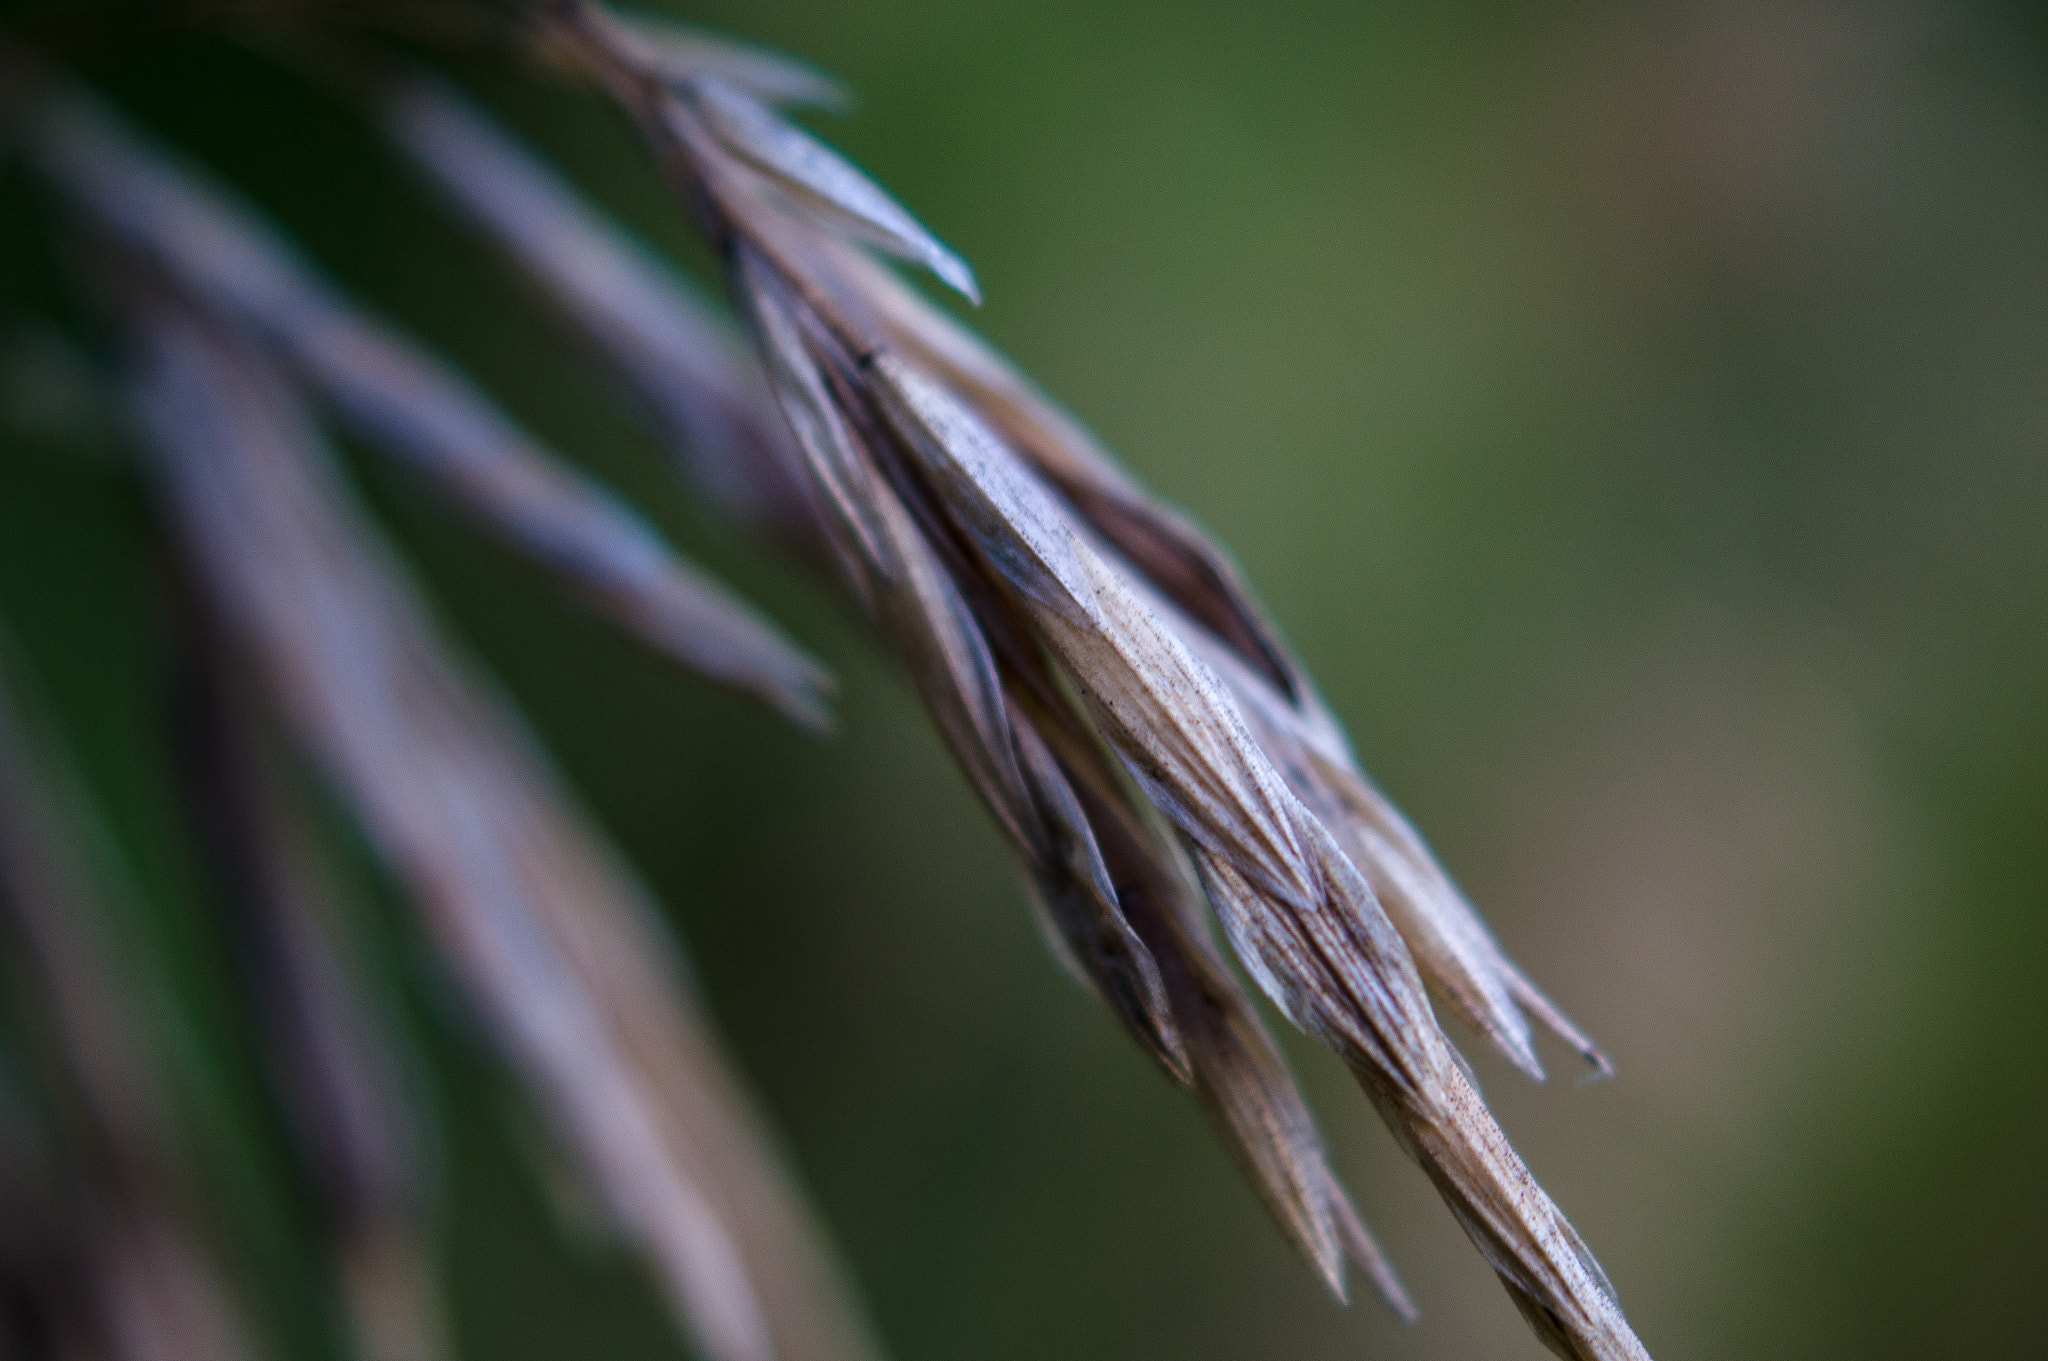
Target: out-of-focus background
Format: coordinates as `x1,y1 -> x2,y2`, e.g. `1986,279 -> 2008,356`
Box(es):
3,1 -> 2046,1357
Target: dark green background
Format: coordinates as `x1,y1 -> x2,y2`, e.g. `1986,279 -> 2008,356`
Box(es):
3,1 -> 2046,1358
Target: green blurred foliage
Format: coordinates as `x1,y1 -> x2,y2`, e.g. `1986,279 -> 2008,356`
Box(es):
3,1 -> 2047,1358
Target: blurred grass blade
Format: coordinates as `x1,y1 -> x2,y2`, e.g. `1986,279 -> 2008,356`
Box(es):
0,641 -> 261,1361
167,593 -> 446,1361
123,302 -> 883,1361
618,11 -> 849,110
26,86 -> 832,730
0,658 -> 166,1167
374,73 -> 819,545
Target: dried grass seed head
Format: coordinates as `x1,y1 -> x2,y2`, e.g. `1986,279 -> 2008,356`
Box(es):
529,9 -> 1650,1353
